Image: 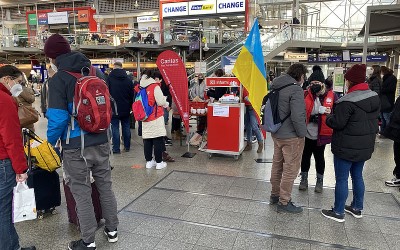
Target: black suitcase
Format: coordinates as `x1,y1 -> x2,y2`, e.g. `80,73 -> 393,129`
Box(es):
23,129 -> 61,219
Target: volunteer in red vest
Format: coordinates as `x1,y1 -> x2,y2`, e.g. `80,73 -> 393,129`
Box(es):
299,69 -> 335,193
140,69 -> 169,170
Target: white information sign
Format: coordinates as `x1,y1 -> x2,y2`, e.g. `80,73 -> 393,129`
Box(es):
195,62 -> 207,74
213,105 -> 229,117
47,12 -> 68,24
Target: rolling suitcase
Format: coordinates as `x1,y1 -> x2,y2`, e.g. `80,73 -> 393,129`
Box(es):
23,129 -> 61,219
63,179 -> 103,230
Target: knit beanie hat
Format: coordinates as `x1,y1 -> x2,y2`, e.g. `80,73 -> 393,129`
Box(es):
308,70 -> 325,83
344,64 -> 366,84
44,34 -> 71,59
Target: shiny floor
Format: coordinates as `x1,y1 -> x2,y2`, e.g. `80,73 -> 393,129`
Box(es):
16,99 -> 400,250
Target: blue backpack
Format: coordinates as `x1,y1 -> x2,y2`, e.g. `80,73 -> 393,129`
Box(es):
132,84 -> 157,121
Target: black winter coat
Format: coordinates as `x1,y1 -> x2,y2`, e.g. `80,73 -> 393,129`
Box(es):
384,96 -> 400,142
107,68 -> 134,118
326,88 -> 380,162
367,75 -> 381,96
380,73 -> 397,112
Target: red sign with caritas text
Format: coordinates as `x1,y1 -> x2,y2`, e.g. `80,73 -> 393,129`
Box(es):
205,77 -> 240,87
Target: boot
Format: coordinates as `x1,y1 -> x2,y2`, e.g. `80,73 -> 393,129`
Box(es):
298,172 -> 308,191
244,143 -> 252,151
257,141 -> 264,153
315,174 -> 323,193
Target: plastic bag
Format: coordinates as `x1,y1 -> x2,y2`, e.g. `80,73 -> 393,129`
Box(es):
13,182 -> 37,223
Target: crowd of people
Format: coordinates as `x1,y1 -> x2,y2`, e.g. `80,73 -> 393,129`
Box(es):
1,33 -> 400,250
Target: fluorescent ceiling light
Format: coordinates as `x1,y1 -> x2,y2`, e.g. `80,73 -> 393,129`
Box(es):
176,18 -> 199,22
236,15 -> 245,18
231,24 -> 238,27
219,17 -> 228,19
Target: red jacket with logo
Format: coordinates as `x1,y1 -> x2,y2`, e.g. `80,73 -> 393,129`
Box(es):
0,84 -> 28,174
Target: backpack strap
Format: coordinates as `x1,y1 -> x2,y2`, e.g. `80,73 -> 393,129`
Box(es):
273,82 -> 297,91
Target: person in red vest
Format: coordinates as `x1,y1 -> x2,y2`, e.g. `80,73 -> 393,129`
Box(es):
299,69 -> 335,193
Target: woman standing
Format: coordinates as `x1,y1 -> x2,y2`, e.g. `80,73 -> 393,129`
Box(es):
321,64 -> 379,222
140,70 -> 169,170
299,69 -> 334,193
380,66 -> 397,134
367,65 -> 381,95
0,65 -> 36,250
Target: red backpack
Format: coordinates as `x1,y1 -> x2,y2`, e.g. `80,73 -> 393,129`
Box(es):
65,67 -> 113,133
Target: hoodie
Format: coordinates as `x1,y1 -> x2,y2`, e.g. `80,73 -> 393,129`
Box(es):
107,68 -> 134,118
46,51 -> 108,149
326,83 -> 380,162
270,73 -> 307,139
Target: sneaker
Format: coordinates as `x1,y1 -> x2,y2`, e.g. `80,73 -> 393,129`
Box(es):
112,151 -> 121,154
269,195 -> 279,205
165,140 -> 173,146
321,209 -> 345,223
385,177 -> 400,187
124,148 -> 130,152
251,136 -> 257,144
146,159 -> 156,169
21,247 -> 36,250
345,205 -> 362,218
104,227 -> 118,243
277,201 -> 303,214
156,161 -> 167,170
68,240 -> 96,250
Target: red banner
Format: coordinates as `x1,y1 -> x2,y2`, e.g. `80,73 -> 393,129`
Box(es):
205,77 -> 240,87
156,51 -> 190,133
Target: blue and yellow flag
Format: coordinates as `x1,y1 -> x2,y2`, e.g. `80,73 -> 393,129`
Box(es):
233,19 -> 268,118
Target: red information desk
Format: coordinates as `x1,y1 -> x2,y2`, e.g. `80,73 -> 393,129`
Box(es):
204,77 -> 245,159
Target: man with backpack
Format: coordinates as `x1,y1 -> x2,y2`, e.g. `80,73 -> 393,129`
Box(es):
44,34 -> 118,250
268,63 -> 307,214
107,61 -> 134,154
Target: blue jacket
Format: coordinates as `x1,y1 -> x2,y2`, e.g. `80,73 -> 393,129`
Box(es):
107,68 -> 134,118
46,52 -> 108,149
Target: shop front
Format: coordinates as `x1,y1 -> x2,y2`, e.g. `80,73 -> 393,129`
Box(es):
160,0 -> 249,44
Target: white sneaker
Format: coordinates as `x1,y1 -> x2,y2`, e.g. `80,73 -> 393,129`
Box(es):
156,161 -> 167,170
146,159 -> 156,169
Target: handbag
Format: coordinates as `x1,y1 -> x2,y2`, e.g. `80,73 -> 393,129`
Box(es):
13,182 -> 37,223
18,102 -> 39,127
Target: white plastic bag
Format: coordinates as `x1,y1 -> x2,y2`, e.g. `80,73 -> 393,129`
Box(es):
13,182 -> 37,223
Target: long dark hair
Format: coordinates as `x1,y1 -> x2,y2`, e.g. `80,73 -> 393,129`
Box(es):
0,65 -> 22,79
381,66 -> 393,76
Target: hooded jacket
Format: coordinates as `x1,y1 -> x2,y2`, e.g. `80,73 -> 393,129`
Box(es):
0,84 -> 28,174
326,83 -> 380,162
107,68 -> 134,118
46,52 -> 108,149
270,73 -> 307,139
380,73 -> 397,112
383,96 -> 400,142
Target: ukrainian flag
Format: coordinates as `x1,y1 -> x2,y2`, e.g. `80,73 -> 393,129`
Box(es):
233,19 -> 268,118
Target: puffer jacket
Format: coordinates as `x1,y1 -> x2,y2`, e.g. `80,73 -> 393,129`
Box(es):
384,96 -> 400,142
326,83 -> 380,162
46,51 -> 108,149
270,73 -> 306,139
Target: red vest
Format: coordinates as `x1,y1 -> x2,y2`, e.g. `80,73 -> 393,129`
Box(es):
305,89 -> 334,136
144,84 -> 164,122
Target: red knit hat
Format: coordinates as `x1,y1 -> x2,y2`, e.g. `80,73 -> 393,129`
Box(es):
344,64 -> 366,84
44,34 -> 71,59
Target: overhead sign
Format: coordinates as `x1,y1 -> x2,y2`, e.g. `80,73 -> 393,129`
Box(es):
137,15 -> 159,23
284,52 -> 308,61
308,55 -> 387,63
221,56 -> 237,74
162,2 -> 189,17
38,13 -> 48,25
217,0 -> 245,13
188,0 -> 216,15
195,62 -> 207,74
47,11 -> 68,24
78,10 -> 89,23
206,77 -> 240,87
28,14 -> 37,25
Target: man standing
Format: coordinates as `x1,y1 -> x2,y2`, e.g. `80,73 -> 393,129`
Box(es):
107,62 -> 134,153
269,63 -> 307,214
44,34 -> 119,250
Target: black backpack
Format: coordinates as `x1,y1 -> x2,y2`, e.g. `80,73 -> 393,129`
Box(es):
261,83 -> 296,133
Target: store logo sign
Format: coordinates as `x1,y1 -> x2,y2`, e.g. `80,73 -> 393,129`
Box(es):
217,0 -> 245,13
162,2 -> 188,17
191,4 -> 214,11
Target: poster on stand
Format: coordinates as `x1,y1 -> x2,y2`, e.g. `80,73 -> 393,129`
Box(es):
156,51 -> 190,133
333,67 -> 344,92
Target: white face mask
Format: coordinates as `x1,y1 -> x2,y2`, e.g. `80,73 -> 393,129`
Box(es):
8,80 -> 23,97
50,62 -> 58,73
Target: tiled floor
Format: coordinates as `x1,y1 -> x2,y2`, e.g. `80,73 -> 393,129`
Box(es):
14,99 -> 400,249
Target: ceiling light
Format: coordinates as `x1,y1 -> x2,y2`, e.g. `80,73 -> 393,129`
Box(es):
17,5 -> 22,15
231,24 -> 238,27
236,15 -> 244,18
219,17 -> 228,19
134,0 -> 139,7
53,3 -> 57,12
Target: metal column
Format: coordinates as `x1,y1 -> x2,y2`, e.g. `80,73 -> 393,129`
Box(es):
362,7 -> 371,64
137,51 -> 141,80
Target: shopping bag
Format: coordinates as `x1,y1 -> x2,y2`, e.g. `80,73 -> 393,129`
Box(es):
24,131 -> 61,172
13,182 -> 37,223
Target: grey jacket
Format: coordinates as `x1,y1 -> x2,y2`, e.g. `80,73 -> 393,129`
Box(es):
270,73 -> 307,139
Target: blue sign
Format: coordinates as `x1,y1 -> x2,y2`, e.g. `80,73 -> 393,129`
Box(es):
189,41 -> 200,51
308,55 -> 387,63
221,56 -> 237,68
38,19 -> 48,25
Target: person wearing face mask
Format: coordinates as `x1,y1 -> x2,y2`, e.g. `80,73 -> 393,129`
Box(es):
269,63 -> 307,214
299,69 -> 335,193
321,64 -> 379,222
189,73 -> 207,135
0,65 -> 36,250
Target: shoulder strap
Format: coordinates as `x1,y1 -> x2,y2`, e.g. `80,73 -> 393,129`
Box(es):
89,66 -> 97,76
64,71 -> 82,79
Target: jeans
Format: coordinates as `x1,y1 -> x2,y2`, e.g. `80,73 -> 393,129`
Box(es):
380,112 -> 392,133
301,138 -> 326,176
0,159 -> 20,250
111,116 -> 131,153
245,107 -> 263,143
63,143 -> 119,243
333,156 -> 365,215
